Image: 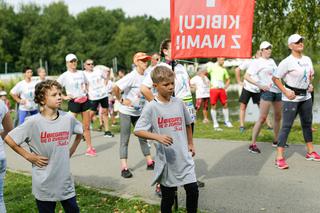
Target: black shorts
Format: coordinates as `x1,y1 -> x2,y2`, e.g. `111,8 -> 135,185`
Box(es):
90,96 -> 109,111
239,88 -> 260,105
68,99 -> 91,113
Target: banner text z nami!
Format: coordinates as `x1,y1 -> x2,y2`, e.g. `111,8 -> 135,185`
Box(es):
170,0 -> 255,59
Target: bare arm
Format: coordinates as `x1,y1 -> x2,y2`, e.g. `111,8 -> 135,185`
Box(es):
235,67 -> 243,86
10,93 -> 25,105
244,73 -> 269,91
186,125 -> 195,157
4,135 -> 48,167
112,85 -> 122,101
134,130 -> 173,146
140,85 -> 154,102
0,112 -> 13,139
224,78 -> 230,90
272,76 -> 295,100
69,134 -> 82,157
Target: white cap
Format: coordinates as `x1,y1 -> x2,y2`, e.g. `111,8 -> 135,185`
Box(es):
288,34 -> 304,45
0,91 -> 7,96
259,41 -> 272,50
65,53 -> 77,62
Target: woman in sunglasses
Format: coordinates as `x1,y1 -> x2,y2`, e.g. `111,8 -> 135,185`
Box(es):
57,53 -> 96,157
244,41 -> 282,154
272,34 -> 319,169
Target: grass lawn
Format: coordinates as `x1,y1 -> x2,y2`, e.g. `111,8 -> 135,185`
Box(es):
5,171 -> 193,213
193,120 -> 320,145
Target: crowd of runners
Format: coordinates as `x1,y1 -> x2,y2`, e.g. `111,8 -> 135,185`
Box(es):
0,34 -> 318,212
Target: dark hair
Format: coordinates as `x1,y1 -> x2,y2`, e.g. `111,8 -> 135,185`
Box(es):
151,65 -> 175,83
159,39 -> 171,57
22,66 -> 32,73
34,80 -> 62,106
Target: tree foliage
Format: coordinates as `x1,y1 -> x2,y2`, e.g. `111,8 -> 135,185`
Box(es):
0,1 -> 318,73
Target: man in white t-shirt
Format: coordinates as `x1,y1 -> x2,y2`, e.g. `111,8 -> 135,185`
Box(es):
10,66 -> 38,125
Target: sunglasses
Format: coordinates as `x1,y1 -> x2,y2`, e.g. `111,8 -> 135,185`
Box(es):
86,63 -> 94,66
294,39 -> 303,44
264,46 -> 272,50
69,60 -> 77,63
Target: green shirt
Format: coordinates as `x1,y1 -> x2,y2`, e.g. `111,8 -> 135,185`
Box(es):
207,62 -> 229,88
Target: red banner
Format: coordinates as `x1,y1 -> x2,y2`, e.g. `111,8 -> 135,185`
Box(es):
170,0 -> 255,59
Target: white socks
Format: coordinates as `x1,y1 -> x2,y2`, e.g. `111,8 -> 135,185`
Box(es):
210,109 -> 218,127
223,108 -> 230,123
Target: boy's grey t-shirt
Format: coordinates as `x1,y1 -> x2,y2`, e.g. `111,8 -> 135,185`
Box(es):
8,111 -> 83,201
134,97 -> 196,187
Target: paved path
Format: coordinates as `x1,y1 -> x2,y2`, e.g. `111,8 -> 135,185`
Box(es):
5,131 -> 320,213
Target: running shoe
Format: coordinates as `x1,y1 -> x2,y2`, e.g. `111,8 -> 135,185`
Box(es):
306,151 -> 320,161
85,148 -> 97,157
275,158 -> 289,169
147,161 -> 155,170
239,126 -> 245,133
248,144 -> 261,154
224,121 -> 233,128
121,169 -> 133,178
104,131 -> 114,138
213,123 -> 223,131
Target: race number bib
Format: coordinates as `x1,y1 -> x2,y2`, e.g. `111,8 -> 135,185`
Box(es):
183,98 -> 196,122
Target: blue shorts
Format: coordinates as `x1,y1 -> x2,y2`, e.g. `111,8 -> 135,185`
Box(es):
260,91 -> 281,102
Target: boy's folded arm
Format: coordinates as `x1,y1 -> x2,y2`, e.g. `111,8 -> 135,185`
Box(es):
134,130 -> 173,146
69,134 -> 82,157
4,135 -> 48,167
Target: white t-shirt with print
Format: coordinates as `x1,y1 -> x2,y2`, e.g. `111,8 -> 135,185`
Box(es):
115,69 -> 146,116
190,75 -> 210,99
247,58 -> 280,93
238,60 -> 260,93
57,70 -> 87,99
10,80 -> 38,111
274,55 -> 314,102
0,100 -> 8,158
84,70 -> 108,101
8,111 -> 83,201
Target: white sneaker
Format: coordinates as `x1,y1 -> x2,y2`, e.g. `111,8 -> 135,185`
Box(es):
224,121 -> 233,128
213,123 -> 219,128
214,127 -> 223,131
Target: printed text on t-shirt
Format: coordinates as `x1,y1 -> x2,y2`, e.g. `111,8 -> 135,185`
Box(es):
158,117 -> 182,131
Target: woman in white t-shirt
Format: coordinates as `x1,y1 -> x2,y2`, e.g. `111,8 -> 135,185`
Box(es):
190,66 -> 210,123
57,53 -> 96,157
272,34 -> 319,169
10,66 -> 38,125
244,41 -> 282,154
0,100 -> 13,212
113,52 -> 154,179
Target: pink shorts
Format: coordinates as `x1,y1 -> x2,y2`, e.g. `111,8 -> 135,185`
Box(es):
195,98 -> 209,110
210,89 -> 227,105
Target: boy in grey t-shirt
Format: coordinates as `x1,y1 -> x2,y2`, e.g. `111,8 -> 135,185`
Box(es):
134,66 -> 198,213
5,80 -> 83,212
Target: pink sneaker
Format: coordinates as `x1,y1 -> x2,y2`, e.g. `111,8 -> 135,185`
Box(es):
306,152 -> 320,161
275,158 -> 289,170
85,148 -> 97,157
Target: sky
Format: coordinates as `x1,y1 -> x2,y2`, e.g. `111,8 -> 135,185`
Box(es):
9,0 -> 170,19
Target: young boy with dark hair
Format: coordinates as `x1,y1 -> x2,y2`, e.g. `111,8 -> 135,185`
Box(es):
5,80 -> 83,212
134,65 -> 199,213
